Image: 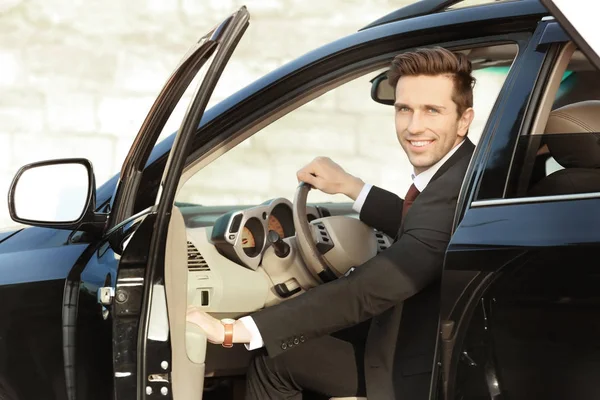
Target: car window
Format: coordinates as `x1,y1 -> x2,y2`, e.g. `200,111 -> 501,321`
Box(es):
176,56 -> 512,208
501,48 -> 600,199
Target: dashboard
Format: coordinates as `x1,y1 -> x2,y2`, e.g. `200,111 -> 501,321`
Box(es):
210,198 -> 329,270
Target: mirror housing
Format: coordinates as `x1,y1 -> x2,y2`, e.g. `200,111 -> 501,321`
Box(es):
370,70 -> 395,106
8,158 -> 108,236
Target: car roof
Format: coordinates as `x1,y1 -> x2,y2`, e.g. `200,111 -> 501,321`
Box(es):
361,0 -> 546,31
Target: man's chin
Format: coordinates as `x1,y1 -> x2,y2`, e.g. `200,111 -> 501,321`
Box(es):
409,156 -> 434,173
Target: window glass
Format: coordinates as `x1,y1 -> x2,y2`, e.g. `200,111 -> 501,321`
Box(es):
176,48 -> 513,208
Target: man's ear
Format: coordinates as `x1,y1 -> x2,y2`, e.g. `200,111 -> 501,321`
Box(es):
458,107 -> 475,137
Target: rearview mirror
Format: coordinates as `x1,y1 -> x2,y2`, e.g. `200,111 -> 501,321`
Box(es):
370,71 -> 395,106
8,158 -> 105,233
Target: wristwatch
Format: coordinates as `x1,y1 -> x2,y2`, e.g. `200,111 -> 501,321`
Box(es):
220,318 -> 235,348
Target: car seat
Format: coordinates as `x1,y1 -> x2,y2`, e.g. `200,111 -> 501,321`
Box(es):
528,100 -> 600,196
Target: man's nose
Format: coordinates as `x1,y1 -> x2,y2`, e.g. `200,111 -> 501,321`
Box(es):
407,112 -> 426,135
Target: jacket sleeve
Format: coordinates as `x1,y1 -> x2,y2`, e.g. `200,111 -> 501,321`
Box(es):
250,203 -> 454,358
359,185 -> 403,237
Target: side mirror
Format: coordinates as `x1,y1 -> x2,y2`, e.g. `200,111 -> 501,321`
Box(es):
8,158 -> 107,235
370,71 -> 395,106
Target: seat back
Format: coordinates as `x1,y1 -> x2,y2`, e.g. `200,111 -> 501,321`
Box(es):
529,100 -> 600,196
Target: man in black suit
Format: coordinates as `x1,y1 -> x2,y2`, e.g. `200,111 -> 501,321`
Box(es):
187,46 -> 476,399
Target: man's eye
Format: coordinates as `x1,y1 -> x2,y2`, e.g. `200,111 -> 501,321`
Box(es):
427,107 -> 439,114
397,106 -> 410,112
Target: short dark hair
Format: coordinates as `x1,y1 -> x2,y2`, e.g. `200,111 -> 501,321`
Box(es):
387,46 -> 476,116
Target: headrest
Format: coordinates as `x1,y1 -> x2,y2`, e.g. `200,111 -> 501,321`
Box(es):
544,100 -> 600,168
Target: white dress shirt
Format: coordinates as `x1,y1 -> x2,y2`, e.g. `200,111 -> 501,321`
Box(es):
239,140 -> 466,350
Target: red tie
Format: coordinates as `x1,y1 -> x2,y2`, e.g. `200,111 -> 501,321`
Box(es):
402,183 -> 420,219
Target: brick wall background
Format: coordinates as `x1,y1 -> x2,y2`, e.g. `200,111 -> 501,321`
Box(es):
0,0 -> 492,228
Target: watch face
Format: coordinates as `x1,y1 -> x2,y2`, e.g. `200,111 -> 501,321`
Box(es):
221,318 -> 235,324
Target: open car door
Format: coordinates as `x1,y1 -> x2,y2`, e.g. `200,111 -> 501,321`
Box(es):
107,8 -> 249,400
540,0 -> 600,71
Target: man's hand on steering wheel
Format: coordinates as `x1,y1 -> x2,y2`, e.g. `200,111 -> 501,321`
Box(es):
296,157 -> 365,200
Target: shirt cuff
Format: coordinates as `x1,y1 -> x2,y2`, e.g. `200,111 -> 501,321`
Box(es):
352,183 -> 372,214
238,316 -> 264,351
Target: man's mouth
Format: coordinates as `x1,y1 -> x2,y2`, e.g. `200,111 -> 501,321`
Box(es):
408,140 -> 434,148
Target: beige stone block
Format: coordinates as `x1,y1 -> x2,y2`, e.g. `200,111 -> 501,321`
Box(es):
145,0 -> 179,14
0,133 -> 12,172
252,110 -> 358,154
183,147 -> 274,195
356,113 -> 404,163
97,95 -> 156,136
46,92 -> 96,133
237,19 -> 354,61
0,0 -> 22,14
334,72 -> 392,114
0,107 -> 45,133
283,0 -> 395,26
47,1 -> 146,36
180,0 -> 211,15
113,51 -> 173,93
23,0 -> 79,25
25,44 -> 118,91
239,0 -> 283,16
0,89 -> 45,108
0,50 -> 21,85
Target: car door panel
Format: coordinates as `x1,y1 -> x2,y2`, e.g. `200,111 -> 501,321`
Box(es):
0,227 -> 90,400
434,19 -> 556,400
438,15 -> 600,400
443,201 -> 600,399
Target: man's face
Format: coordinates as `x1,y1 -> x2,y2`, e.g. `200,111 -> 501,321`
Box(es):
394,74 -> 474,174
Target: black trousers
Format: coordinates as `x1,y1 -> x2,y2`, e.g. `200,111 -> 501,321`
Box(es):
245,321 -> 370,400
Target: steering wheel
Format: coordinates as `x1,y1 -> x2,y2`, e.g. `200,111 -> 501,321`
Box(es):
292,182 -> 338,283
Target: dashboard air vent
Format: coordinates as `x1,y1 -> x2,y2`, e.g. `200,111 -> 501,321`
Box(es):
187,241 -> 209,271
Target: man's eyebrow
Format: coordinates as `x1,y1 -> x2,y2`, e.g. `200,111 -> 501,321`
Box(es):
423,104 -> 446,110
393,103 -> 447,110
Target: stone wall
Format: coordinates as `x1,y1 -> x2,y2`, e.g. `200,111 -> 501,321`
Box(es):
0,0 -> 492,227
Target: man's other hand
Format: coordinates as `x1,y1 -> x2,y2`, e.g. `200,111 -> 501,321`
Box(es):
187,306 -> 225,344
297,157 -> 365,200
186,306 -> 253,345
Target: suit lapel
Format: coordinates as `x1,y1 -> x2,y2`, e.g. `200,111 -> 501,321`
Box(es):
429,137 -> 475,184
396,138 -> 475,239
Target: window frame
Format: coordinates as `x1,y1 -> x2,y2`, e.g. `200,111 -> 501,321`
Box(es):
471,38 -> 600,209
467,21 -> 576,206
175,36 -> 527,207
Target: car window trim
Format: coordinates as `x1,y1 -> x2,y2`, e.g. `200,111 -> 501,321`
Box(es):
471,191 -> 600,207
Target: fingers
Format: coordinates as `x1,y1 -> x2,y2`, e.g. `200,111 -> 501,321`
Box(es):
297,169 -> 319,186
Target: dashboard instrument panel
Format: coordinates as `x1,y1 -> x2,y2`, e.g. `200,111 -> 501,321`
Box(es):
210,198 -> 327,270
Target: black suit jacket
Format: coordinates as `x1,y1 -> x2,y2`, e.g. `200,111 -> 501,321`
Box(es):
252,139 -> 475,399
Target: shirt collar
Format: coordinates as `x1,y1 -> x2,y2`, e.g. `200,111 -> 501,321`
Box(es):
411,139 -> 465,192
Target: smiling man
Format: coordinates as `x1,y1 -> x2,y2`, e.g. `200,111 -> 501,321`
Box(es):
187,47 -> 476,400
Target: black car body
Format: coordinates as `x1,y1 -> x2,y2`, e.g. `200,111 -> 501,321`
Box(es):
1,0 -> 599,399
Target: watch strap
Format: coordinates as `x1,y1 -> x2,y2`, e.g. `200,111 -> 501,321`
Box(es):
222,321 -> 234,348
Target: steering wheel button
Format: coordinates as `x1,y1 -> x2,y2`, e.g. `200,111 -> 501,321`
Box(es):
293,338 -> 299,345
281,343 -> 287,350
